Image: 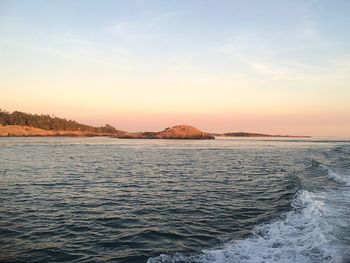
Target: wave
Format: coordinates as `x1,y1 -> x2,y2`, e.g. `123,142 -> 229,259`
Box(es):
326,168 -> 350,187
147,190 -> 343,263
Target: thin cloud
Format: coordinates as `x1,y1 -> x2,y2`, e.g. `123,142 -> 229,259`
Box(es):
105,22 -> 141,40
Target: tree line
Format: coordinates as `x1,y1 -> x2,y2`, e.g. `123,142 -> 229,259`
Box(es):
0,109 -> 119,133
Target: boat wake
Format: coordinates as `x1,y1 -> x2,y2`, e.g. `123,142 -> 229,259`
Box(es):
148,163 -> 350,263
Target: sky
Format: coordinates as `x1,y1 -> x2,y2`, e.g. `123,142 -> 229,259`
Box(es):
1,0 -> 350,136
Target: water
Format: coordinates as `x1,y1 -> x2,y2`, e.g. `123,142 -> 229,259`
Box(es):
0,137 -> 349,263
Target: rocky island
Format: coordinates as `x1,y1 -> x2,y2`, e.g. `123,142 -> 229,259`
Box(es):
114,125 -> 214,140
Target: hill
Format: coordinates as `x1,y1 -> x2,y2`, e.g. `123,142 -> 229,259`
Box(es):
115,125 -> 214,139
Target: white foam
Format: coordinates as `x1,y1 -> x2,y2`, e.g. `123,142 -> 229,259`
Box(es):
327,169 -> 350,186
148,190 -> 343,263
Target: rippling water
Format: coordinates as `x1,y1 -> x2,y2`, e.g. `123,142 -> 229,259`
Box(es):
0,137 -> 349,263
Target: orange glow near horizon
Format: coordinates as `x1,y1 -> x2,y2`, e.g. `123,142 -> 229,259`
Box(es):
2,70 -> 349,137
2,103 -> 349,136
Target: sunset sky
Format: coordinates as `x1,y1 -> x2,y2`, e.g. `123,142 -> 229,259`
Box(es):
1,0 -> 350,136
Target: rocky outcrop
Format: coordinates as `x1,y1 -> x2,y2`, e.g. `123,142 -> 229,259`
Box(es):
115,125 -> 215,140
0,125 -> 126,137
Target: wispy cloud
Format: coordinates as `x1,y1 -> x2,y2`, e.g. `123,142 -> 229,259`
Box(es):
105,22 -> 140,40
251,62 -> 307,81
211,24 -> 348,83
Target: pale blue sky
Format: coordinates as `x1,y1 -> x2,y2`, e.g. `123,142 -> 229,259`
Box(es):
1,0 -> 350,135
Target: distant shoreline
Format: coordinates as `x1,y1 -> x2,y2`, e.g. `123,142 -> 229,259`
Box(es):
212,132 -> 311,138
0,110 -> 310,139
0,125 -> 310,139
0,125 -> 117,137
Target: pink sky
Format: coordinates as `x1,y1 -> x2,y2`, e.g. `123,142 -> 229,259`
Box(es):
5,104 -> 348,136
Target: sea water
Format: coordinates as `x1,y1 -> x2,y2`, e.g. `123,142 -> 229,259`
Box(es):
0,137 -> 349,262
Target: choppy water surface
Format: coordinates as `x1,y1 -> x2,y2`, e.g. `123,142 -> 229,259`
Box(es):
0,137 -> 349,263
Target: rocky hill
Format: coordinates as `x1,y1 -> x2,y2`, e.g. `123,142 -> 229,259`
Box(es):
115,125 -> 215,140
